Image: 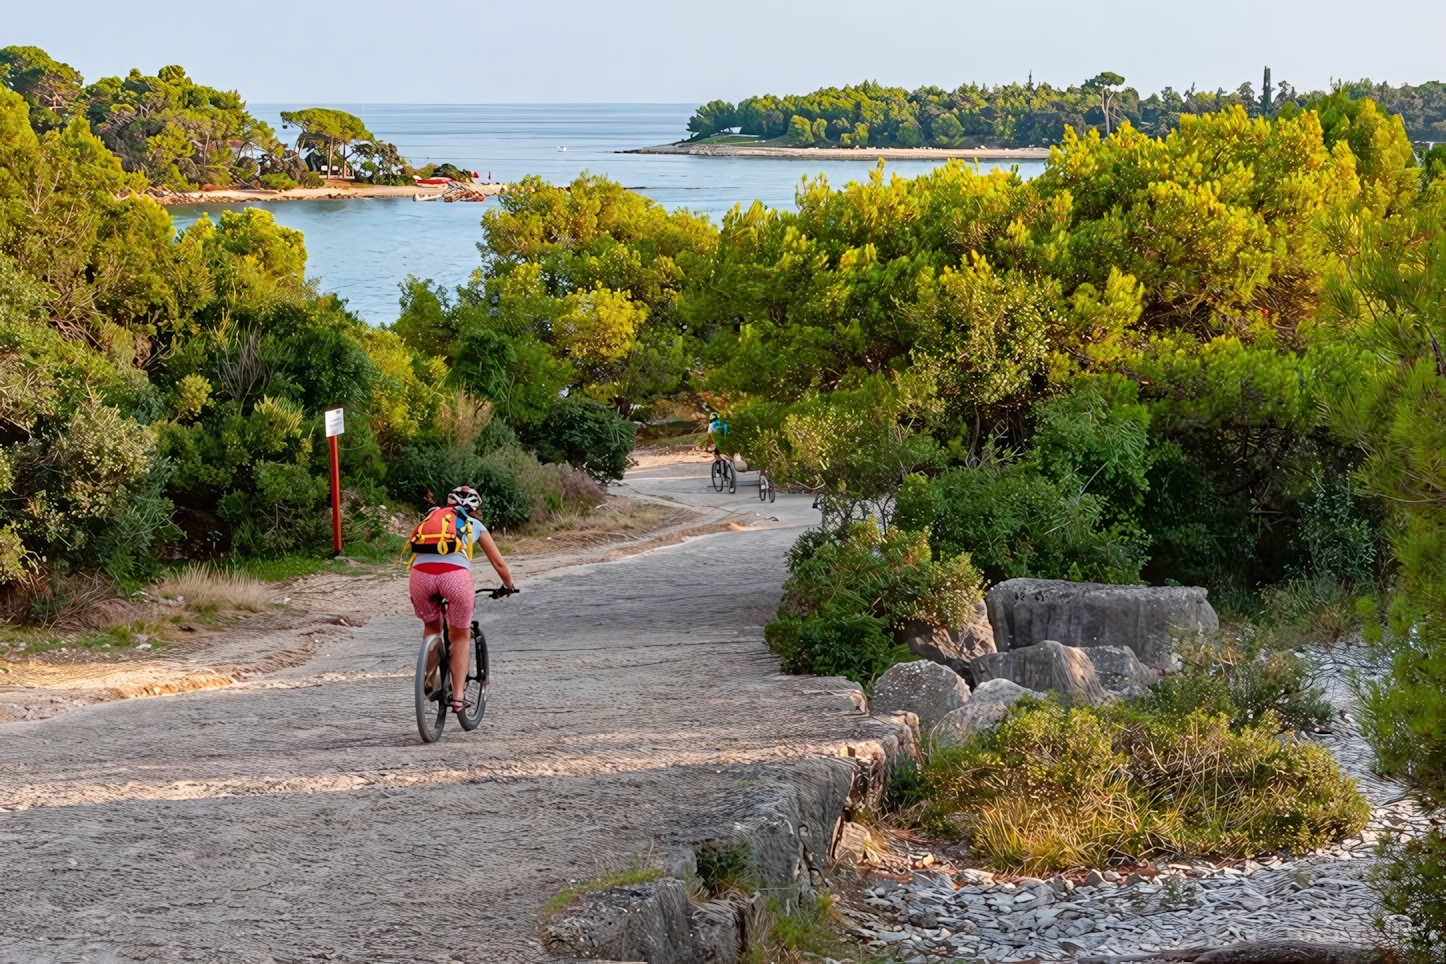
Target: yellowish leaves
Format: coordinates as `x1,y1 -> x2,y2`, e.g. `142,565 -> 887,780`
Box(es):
174,373 -> 211,421
51,399 -> 153,520
555,285 -> 647,366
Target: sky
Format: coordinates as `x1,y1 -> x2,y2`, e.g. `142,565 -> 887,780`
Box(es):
7,0 -> 1444,104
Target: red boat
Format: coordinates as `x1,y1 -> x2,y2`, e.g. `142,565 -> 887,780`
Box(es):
415,177 -> 452,185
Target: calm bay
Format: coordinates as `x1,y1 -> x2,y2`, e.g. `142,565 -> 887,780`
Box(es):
169,104 -> 1046,324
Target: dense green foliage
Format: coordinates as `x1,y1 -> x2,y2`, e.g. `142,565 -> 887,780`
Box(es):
764,522 -> 982,685
0,46 -> 416,191
923,694 -> 1368,873
396,173 -> 717,419
0,83 -> 624,602
1324,197 -> 1446,962
687,74 -> 1446,149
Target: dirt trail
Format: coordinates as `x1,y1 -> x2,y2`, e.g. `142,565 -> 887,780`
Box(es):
0,459 -> 877,964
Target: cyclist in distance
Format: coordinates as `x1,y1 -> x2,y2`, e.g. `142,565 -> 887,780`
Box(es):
407,485 -> 515,713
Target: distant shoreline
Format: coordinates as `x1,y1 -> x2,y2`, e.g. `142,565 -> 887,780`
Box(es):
145,181 -> 509,206
623,142 -> 1051,161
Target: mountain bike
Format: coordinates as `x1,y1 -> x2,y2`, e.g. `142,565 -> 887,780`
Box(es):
414,586 -> 514,743
710,454 -> 735,493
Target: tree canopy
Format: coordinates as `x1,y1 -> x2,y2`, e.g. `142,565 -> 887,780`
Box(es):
685,74 -> 1446,149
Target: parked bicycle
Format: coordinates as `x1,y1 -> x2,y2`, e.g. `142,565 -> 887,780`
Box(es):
414,586 -> 514,743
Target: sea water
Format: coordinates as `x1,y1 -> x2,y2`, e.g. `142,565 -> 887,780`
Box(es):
168,104 -> 1046,324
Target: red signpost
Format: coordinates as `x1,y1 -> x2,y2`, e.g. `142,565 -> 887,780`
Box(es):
325,408 -> 345,556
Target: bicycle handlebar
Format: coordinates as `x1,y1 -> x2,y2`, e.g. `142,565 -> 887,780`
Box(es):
476,586 -> 518,599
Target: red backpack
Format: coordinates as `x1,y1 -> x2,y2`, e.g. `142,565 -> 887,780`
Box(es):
407,506 -> 474,559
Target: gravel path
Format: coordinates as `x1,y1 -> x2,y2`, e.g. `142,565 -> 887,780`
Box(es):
0,462 -> 876,964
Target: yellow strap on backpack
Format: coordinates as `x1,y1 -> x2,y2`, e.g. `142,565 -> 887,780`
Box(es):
407,506 -> 474,561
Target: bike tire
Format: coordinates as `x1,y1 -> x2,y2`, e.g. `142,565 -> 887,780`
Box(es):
726,462 -> 736,494
758,471 -> 770,502
415,634 -> 448,743
767,475 -> 776,503
711,460 -> 724,492
458,623 -> 489,731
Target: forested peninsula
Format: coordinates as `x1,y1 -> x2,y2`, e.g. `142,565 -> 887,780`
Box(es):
683,72 -> 1446,149
0,45 -> 474,194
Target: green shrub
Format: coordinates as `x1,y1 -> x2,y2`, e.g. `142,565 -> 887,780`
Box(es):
765,522 -> 982,685
924,696 -> 1368,872
1372,832 -> 1446,964
528,397 -> 636,482
765,608 -> 904,684
894,462 -> 1148,584
693,842 -> 754,896
259,172 -> 296,191
1154,627 -> 1334,731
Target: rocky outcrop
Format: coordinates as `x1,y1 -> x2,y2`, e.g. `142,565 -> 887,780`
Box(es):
1084,644 -> 1162,696
899,601 -> 996,681
932,679 -> 1040,747
971,640 -> 1109,705
985,578 -> 1219,670
544,878 -> 698,963
870,660 -> 972,731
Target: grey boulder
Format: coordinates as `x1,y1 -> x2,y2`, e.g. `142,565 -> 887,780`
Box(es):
899,601 -> 996,681
986,578 -> 1219,670
1085,644 -> 1162,696
932,678 -> 1039,747
970,639 -> 1109,705
870,660 -> 971,731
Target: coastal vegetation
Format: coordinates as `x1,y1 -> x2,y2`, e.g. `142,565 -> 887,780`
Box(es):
0,45 -> 476,192
0,80 -> 629,612
5,37 -> 1446,935
686,74 -> 1446,149
448,95 -> 1446,911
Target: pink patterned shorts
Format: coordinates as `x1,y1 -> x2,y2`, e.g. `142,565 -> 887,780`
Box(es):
409,566 -> 475,625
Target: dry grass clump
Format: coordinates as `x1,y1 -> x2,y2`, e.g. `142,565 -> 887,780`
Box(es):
155,564 -> 273,612
924,696 -> 1369,873
507,500 -> 689,552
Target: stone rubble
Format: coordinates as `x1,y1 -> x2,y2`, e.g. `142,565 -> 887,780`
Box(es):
837,642 -> 1437,963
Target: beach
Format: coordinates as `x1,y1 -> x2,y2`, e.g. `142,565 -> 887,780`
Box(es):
147,180 -> 510,206
625,142 -> 1051,160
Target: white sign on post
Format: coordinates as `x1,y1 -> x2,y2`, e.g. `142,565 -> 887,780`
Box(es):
324,408 -> 345,437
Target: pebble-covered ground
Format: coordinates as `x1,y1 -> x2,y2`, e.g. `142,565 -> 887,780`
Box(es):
836,643 -> 1437,963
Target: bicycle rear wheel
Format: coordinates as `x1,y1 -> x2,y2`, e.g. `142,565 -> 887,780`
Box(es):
458,623 -> 489,731
415,634 -> 448,743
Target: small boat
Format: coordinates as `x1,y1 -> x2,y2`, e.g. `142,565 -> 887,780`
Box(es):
415,177 -> 452,185
556,146 -> 567,152
413,192 -> 443,202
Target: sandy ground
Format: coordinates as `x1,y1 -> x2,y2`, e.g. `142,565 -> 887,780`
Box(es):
626,143 -> 1051,161
149,182 -> 508,206
0,459 -> 884,964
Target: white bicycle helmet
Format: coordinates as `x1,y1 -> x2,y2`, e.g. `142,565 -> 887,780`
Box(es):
447,485 -> 482,513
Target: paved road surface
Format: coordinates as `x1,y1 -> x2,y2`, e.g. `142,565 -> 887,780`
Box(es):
0,462 -> 869,964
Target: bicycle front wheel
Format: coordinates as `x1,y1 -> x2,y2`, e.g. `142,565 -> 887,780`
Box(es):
711,460 -> 725,492
725,462 -> 736,494
458,624 -> 489,731
415,634 -> 448,743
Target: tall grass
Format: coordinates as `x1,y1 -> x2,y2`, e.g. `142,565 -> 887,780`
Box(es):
924,696 -> 1369,873
156,565 -> 273,612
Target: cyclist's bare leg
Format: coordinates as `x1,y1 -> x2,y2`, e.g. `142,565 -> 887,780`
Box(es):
446,627 -> 470,703
420,620 -> 472,704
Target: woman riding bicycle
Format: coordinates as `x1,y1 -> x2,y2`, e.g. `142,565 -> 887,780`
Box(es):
407,485 -> 515,714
